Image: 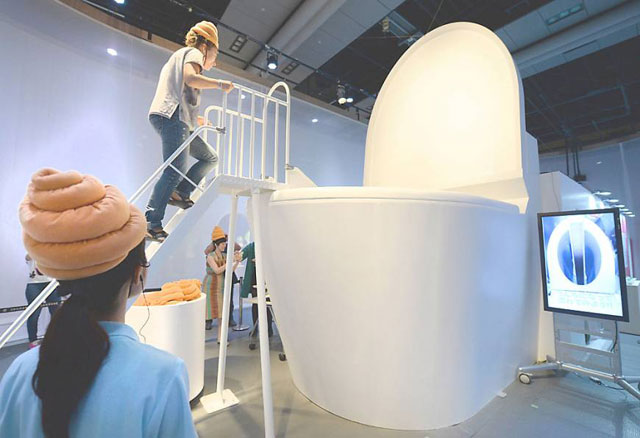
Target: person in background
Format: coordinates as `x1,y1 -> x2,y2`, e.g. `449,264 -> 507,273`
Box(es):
240,242 -> 273,337
24,254 -> 61,349
224,238 -> 243,328
145,21 -> 234,242
203,226 -> 240,342
0,168 -> 196,438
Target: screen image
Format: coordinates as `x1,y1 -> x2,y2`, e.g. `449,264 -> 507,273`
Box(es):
538,208 -> 629,321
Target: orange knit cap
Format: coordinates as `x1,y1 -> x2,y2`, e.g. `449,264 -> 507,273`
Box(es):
19,168 -> 146,280
211,225 -> 226,242
191,21 -> 219,48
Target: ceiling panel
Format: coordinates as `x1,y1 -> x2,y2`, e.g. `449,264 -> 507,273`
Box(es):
339,0 -> 398,28
583,0 -> 625,16
503,11 -> 550,48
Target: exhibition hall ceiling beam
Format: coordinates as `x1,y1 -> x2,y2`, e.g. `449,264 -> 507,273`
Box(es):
510,0 -> 640,78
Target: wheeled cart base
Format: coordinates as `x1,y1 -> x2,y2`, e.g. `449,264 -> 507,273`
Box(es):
517,359 -> 640,400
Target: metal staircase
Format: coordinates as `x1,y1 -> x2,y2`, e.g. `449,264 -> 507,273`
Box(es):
0,81 -> 292,438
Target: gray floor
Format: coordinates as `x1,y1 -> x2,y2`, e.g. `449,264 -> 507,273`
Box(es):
2,318 -> 640,437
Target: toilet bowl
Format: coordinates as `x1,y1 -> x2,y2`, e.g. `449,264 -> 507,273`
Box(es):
255,22 -> 540,430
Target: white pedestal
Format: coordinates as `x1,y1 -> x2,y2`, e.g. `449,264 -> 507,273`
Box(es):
125,293 -> 205,401
200,389 -> 240,414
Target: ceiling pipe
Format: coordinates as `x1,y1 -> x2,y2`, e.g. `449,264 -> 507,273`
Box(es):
246,0 -> 348,74
514,0 -> 640,77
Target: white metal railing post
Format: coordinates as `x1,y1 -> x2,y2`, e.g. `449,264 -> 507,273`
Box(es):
261,97 -> 268,180
274,103 -> 279,182
285,87 -> 291,184
235,90 -> 243,177
265,81 -> 291,184
227,117 -> 234,175
249,94 -> 256,179
218,92 -> 228,176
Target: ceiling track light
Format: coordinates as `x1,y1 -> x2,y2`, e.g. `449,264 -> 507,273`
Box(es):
266,50 -> 278,70
337,84 -> 346,105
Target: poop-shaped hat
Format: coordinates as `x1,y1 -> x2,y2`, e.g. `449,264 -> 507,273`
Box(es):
19,168 -> 147,280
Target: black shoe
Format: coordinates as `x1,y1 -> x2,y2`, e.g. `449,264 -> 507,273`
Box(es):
168,192 -> 194,209
146,227 -> 168,242
205,320 -> 212,330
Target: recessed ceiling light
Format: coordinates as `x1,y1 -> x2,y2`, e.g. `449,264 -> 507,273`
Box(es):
346,97 -> 354,103
240,94 -> 246,99
629,214 -> 636,218
614,204 -> 626,208
114,0 -> 125,4
107,48 -> 118,56
607,199 -> 620,203
596,161 -> 602,165
594,191 -> 611,196
311,118 -> 318,123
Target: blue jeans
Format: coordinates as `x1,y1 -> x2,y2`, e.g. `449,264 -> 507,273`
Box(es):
146,109 -> 218,229
25,283 -> 61,342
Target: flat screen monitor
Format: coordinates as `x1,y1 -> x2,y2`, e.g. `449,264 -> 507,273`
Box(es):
538,208 -> 629,322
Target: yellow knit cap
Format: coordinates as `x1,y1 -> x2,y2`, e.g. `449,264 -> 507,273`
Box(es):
191,21 -> 219,48
211,226 -> 226,242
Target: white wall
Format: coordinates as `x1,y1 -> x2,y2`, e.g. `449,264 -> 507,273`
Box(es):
539,135 -> 640,277
0,0 -> 366,342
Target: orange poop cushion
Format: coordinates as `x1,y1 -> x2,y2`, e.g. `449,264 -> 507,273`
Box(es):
133,279 -> 203,306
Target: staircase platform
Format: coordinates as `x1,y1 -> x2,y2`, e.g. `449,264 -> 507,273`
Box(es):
215,174 -> 287,195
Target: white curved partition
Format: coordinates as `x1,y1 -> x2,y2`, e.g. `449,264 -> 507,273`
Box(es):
261,188 -> 527,429
125,294 -> 206,401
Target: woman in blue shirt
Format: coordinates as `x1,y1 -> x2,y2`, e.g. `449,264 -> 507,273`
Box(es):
0,168 -> 197,438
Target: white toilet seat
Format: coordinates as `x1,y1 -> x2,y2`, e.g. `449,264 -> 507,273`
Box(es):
271,186 -> 518,213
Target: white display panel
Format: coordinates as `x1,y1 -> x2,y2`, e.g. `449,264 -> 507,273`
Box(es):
539,209 -> 629,321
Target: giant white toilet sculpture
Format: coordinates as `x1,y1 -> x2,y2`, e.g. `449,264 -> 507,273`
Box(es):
258,22 -> 538,430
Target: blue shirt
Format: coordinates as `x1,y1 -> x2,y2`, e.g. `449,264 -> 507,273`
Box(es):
0,322 -> 197,438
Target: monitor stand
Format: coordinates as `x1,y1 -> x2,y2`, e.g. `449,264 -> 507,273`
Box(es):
517,313 -> 640,400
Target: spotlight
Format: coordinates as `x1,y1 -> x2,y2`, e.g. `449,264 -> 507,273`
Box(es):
107,48 -> 118,56
337,84 -> 346,105
311,118 -> 318,123
267,51 -> 278,70
346,97 -> 354,103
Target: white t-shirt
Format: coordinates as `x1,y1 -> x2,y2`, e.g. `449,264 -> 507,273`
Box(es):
149,47 -> 204,130
26,259 -> 50,284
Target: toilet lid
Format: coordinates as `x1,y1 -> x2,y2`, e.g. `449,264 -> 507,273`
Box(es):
364,22 -> 525,192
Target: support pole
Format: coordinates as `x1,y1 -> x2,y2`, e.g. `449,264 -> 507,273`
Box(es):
251,190 -> 275,438
216,193 -> 239,393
